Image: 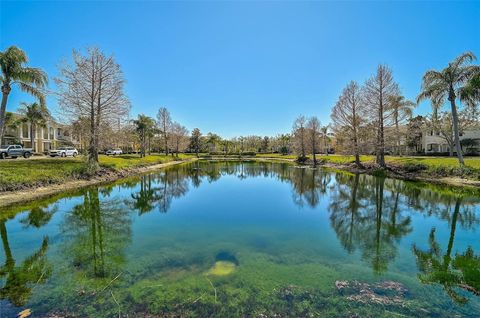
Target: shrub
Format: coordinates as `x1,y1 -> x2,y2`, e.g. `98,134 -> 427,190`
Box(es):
402,162 -> 428,173
296,155 -> 308,164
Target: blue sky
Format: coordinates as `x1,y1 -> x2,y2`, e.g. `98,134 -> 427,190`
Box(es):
1,1 -> 479,138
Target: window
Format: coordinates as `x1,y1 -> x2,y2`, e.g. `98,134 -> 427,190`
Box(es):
43,127 -> 48,139
50,127 -> 54,140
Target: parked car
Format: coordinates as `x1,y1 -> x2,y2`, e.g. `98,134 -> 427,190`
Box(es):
0,145 -> 33,159
106,148 -> 123,155
49,146 -> 78,157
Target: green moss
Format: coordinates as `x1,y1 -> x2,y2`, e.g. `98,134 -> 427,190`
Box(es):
207,261 -> 237,276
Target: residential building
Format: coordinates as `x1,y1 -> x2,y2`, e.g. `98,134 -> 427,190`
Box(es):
2,113 -> 79,153
421,126 -> 480,155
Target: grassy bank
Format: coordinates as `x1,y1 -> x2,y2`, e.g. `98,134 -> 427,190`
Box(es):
0,153 -> 478,194
255,153 -> 480,185
0,154 -> 194,192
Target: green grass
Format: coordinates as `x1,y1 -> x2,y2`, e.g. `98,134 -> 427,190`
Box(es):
98,153 -> 194,170
0,154 -> 195,191
386,156 -> 480,169
255,153 -> 297,160
0,158 -> 86,191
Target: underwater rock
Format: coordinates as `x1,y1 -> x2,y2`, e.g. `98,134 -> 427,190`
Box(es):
335,280 -> 408,306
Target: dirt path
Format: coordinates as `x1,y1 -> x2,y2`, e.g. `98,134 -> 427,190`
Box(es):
0,158 -> 198,208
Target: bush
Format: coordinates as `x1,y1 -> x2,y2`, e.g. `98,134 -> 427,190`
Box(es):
402,162 -> 428,173
280,146 -> 289,155
296,155 -> 308,164
240,152 -> 256,157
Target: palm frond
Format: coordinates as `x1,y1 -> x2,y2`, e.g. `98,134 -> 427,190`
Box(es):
14,67 -> 48,86
450,51 -> 477,74
417,82 -> 447,104
422,70 -> 444,86
18,82 -> 46,106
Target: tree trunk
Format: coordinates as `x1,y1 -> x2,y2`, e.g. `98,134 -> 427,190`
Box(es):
449,96 -> 465,166
377,110 -> 386,167
0,221 -> 13,268
164,129 -> 168,155
396,116 -> 401,156
312,143 -> 317,166
0,85 -> 11,145
30,123 -> 35,152
148,134 -> 151,155
445,198 -> 461,265
88,57 -> 97,167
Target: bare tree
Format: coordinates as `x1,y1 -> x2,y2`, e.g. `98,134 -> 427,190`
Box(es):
170,122 -> 189,156
331,81 -> 365,167
292,115 -> 307,161
363,65 -> 399,167
306,116 -> 321,165
156,107 -> 171,155
55,47 -> 130,170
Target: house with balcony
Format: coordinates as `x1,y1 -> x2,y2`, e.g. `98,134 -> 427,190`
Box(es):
2,113 -> 79,153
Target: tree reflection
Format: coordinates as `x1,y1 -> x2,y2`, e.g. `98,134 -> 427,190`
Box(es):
290,168 -> 330,208
413,197 -> 480,304
62,188 -> 131,278
20,205 -> 57,229
329,173 -> 366,252
0,218 -> 52,306
329,174 -> 412,274
130,174 -> 162,214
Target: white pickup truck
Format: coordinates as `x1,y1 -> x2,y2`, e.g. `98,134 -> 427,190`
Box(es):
0,145 -> 33,159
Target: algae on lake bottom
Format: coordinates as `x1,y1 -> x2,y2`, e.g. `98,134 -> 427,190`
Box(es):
207,261 -> 237,276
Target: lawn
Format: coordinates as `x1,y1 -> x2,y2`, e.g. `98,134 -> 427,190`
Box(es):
0,158 -> 86,191
98,153 -> 194,170
0,154 -> 195,191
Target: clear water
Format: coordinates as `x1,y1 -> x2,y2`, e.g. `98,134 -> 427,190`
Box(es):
0,161 -> 479,317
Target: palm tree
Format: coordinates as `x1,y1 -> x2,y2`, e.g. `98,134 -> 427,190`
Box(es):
417,52 -> 480,166
1,112 -> 19,143
0,46 -> 48,144
0,220 -> 51,306
460,72 -> 480,120
388,95 -> 416,155
18,102 -> 50,152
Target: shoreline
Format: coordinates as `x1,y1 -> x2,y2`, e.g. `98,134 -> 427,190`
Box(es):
1,156 -> 479,209
0,158 -> 198,208
207,155 -> 480,189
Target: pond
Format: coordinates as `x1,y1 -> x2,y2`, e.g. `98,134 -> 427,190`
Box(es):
0,161 -> 479,317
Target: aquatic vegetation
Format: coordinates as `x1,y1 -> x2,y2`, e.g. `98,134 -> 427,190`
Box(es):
0,161 -> 479,317
207,261 -> 237,276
